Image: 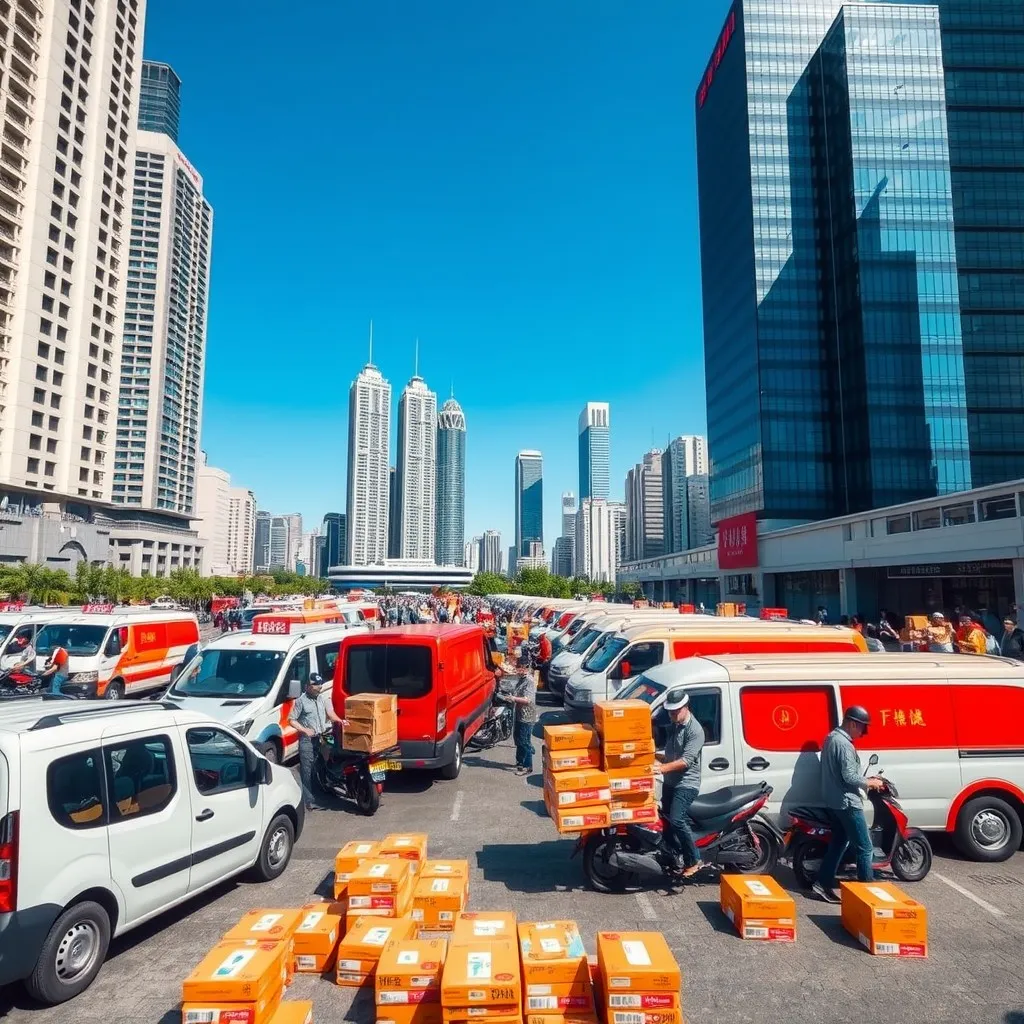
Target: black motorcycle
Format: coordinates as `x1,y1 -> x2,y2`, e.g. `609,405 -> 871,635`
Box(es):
467,681 -> 515,751
312,732 -> 401,815
577,782 -> 782,893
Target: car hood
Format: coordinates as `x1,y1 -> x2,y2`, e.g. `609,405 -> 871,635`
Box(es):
550,651 -> 583,672
162,693 -> 264,728
567,668 -> 602,690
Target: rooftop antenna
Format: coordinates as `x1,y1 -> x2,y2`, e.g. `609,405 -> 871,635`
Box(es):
450,379 -> 454,400
414,337 -> 420,378
368,320 -> 374,365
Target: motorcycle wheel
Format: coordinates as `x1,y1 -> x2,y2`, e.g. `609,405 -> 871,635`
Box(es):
355,775 -> 381,815
740,820 -> 780,875
582,835 -> 642,894
792,839 -> 827,889
467,725 -> 496,752
312,757 -> 332,796
891,834 -> 932,882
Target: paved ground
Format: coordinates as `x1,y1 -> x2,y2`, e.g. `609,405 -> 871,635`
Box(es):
4,701 -> 1024,1024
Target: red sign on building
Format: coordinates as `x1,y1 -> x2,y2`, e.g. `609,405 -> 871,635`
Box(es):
718,512 -> 758,570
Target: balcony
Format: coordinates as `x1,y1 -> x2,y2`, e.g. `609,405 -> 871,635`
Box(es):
0,171 -> 22,203
1,129 -> 26,155
16,0 -> 42,20
11,36 -> 35,65
7,60 -> 34,93
0,147 -> 25,178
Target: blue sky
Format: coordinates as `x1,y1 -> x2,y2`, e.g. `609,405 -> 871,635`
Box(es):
143,0 -> 729,551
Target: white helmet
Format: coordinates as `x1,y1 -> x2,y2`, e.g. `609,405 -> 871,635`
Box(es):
664,688 -> 691,712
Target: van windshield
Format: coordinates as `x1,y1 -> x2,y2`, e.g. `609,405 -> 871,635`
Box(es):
36,624 -> 108,656
616,675 -> 666,705
567,627 -> 602,655
346,644 -> 431,698
0,625 -> 12,647
171,648 -> 285,698
583,635 -> 628,673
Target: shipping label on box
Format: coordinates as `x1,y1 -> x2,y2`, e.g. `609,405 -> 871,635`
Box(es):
376,938 -> 448,992
606,765 -> 656,794
543,748 -> 602,771
452,912 -> 518,942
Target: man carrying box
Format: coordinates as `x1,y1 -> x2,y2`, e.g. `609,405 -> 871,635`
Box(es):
654,688 -> 705,878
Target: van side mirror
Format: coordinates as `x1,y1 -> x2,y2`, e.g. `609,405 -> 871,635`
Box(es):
619,661 -> 632,679
287,678 -> 302,700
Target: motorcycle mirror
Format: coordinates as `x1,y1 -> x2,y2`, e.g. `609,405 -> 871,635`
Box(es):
868,753 -> 879,766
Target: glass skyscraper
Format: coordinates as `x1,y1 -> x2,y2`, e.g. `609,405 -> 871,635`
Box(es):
697,0 -> 1016,525
515,451 -> 544,557
435,396 -> 467,566
578,403 -> 611,501
139,61 -> 182,142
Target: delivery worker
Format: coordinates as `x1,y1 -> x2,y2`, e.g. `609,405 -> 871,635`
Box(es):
39,645 -> 69,695
288,674 -> 344,812
499,659 -> 537,776
957,614 -> 987,655
0,631 -> 35,675
654,688 -> 706,878
813,706 -> 886,904
927,612 -> 955,653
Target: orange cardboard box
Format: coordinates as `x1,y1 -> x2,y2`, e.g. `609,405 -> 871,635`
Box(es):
376,937 -> 448,997
292,904 -> 342,971
601,739 -> 656,770
544,768 -> 610,795
334,970 -> 372,988
547,802 -> 611,834
720,875 -> 796,942
525,1015 -> 599,1024
606,765 -> 656,795
543,748 -> 602,772
381,833 -> 430,863
518,921 -> 590,991
345,692 -> 398,728
543,780 -> 611,811
267,1002 -> 313,1024
543,723 -> 599,752
349,873 -> 415,917
342,723 -> 398,754
596,932 -> 680,994
413,874 -> 469,929
441,939 -> 522,1007
442,1013 -> 521,1024
452,912 -> 518,942
593,701 -> 652,743
350,858 -> 414,896
334,840 -> 381,898
181,983 -> 283,1024
840,882 -> 927,957
608,796 -> 658,825
606,1006 -> 682,1024
378,1006 -> 444,1024
223,909 -> 305,946
183,941 -> 289,1004
421,859 -> 470,883
336,916 -> 417,974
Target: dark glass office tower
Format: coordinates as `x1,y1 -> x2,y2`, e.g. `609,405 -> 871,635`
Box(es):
139,61 -> 182,141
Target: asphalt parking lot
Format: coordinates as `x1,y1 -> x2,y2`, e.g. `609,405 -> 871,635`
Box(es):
3,703 -> 1024,1024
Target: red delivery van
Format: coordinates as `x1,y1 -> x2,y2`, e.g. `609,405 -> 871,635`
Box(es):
332,624 -> 495,779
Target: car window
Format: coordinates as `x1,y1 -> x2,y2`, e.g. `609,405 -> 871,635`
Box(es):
654,687 -> 723,748
287,648 -> 310,686
583,635 -> 628,672
346,643 -> 431,698
106,734 -> 176,820
620,642 -> 664,676
314,641 -> 340,680
11,625 -> 34,646
35,623 -> 108,656
617,675 -> 666,705
47,748 -> 106,829
186,727 -> 250,795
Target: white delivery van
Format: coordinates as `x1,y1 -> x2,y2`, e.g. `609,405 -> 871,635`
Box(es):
548,604 -> 634,655
0,609 -> 70,677
0,700 -> 303,1004
33,609 -> 200,699
163,620 -> 367,763
636,653 -> 1024,862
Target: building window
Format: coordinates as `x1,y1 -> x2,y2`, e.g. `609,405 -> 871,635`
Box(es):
980,495 -> 1017,523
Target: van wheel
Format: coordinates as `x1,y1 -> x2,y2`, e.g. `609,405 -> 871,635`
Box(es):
103,680 -> 124,701
440,733 -> 463,780
955,796 -> 1022,862
252,813 -> 294,881
25,900 -> 110,1005
258,740 -> 280,765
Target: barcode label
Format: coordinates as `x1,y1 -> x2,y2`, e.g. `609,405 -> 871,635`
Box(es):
528,997 -> 558,1010
296,955 -> 317,969
378,991 -> 410,1004
875,942 -> 900,955
610,995 -> 641,1008
337,959 -> 363,971
184,1013 -> 216,1024
744,926 -> 769,939
612,1013 -> 644,1024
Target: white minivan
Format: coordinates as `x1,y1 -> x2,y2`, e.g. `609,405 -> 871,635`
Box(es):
633,653 -> 1024,862
0,700 -> 303,1004
163,621 -> 367,763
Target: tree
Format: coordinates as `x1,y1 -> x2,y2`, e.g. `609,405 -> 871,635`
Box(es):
618,581 -> 642,601
468,571 -> 512,597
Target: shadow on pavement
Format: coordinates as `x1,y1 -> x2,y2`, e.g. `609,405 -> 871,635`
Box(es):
312,869 -> 335,900
384,774 -> 435,795
695,899 -> 738,936
805,912 -> 860,950
476,840 -> 587,892
464,754 -> 515,772
521,798 -> 548,817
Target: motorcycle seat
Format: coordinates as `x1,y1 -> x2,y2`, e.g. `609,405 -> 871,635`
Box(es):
688,784 -> 767,820
788,805 -> 830,824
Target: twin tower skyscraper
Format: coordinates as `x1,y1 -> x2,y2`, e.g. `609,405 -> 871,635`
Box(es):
346,327 -> 466,568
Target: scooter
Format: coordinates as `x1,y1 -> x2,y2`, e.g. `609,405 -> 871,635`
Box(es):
0,665 -> 47,700
576,781 -> 783,893
785,755 -> 933,886
312,731 -> 402,816
467,684 -> 514,751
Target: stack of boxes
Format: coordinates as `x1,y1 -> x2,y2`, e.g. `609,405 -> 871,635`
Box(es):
348,859 -> 416,919
518,920 -> 596,1024
336,916 -> 418,989
719,875 -> 796,942
541,724 -> 611,833
181,937 -> 292,1024
335,840 -> 382,904
542,724 -> 601,771
413,859 -> 470,932
596,931 -> 682,1024
441,934 -> 522,1024
841,882 -> 928,957
594,701 -> 658,826
376,937 -> 448,1024
343,693 -> 399,754
292,903 -> 345,973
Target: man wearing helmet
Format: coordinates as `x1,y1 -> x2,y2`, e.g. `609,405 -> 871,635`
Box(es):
812,705 -> 886,904
654,688 -> 706,878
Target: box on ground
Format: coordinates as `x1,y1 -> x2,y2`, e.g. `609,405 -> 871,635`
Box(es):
334,840 -> 380,898
841,882 -> 927,957
413,874 -> 469,930
525,1016 -> 599,1024
223,909 -> 304,946
420,859 -> 469,884
542,724 -> 599,752
602,739 -> 656,770
348,858 -> 414,917
336,915 -> 417,980
596,931 -> 681,994
268,1002 -> 313,1024
519,921 -> 594,1016
381,833 -> 430,863
593,701 -> 653,743
452,912 -> 518,942
183,939 -> 289,1005
376,937 -> 448,1000
291,904 -> 342,971
378,1006 -> 443,1024
182,985 -> 283,1024
720,875 -> 796,941
441,939 -> 522,1012
543,748 -> 602,772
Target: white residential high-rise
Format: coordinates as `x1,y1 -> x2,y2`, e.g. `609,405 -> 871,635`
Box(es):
284,512 -> 303,571
226,486 -> 255,575
396,365 -> 437,561
625,450 -> 664,561
114,61 -> 212,514
464,536 -> 481,573
269,515 -> 289,568
195,452 -> 231,575
0,0 -> 146,501
480,530 -> 502,574
347,332 -> 391,566
575,499 -> 619,584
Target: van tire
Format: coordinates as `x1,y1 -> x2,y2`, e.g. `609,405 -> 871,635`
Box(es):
103,679 -> 124,701
440,733 -> 463,780
25,900 -> 111,1005
252,813 -> 294,881
258,740 -> 280,765
955,795 -> 1022,862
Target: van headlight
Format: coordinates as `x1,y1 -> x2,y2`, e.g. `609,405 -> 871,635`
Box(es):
573,689 -> 593,705
234,719 -> 255,736
69,671 -> 99,684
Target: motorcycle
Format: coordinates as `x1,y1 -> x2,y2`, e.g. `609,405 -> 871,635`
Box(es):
0,665 -> 47,701
312,731 -> 402,816
576,781 -> 782,893
467,683 -> 514,751
785,756 -> 933,886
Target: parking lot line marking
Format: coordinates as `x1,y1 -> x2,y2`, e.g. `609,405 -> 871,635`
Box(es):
933,872 -> 1005,918
635,891 -> 658,921
450,790 -> 464,822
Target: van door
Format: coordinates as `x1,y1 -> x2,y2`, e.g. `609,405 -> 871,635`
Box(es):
183,725 -> 264,893
652,685 -> 739,798
101,725 -> 191,925
276,648 -> 310,760
736,683 -> 840,821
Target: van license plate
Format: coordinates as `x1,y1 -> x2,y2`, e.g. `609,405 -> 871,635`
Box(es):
370,760 -> 402,773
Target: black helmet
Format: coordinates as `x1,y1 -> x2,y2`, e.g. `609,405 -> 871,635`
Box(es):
844,705 -> 870,731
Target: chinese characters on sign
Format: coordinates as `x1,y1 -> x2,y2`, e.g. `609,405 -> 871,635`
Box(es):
717,511 -> 759,570
698,8 -> 737,109
879,709 -> 927,728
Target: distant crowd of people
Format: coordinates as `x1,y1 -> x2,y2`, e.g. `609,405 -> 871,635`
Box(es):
816,604 -> 1024,659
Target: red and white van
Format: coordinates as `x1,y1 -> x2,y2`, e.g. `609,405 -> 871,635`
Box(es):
331,624 -> 495,779
636,653 -> 1024,862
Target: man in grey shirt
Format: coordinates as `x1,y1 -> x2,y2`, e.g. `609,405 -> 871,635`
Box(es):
288,674 -> 343,812
813,705 -> 884,903
655,688 -> 706,877
498,659 -> 537,776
